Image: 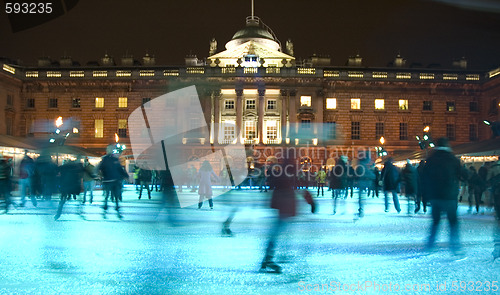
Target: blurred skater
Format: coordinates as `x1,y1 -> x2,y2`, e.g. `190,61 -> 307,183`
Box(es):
260,154 -> 316,273
423,138 -> 468,256
54,158 -> 84,220
197,160 -> 219,209
98,145 -> 128,219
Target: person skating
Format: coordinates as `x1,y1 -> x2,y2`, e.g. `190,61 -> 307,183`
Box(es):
0,154 -> 13,213
415,160 -> 427,213
315,167 -> 327,197
422,137 -> 468,257
82,157 -> 97,204
197,160 -> 219,209
381,157 -> 401,213
402,159 -> 418,214
54,158 -> 84,220
98,145 -> 129,219
329,156 -> 348,215
260,154 -> 316,274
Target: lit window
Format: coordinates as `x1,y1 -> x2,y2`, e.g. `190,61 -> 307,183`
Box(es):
245,121 -> 256,139
326,98 -> 336,109
95,119 -> 104,138
118,97 -> 128,108
372,72 -> 387,78
246,99 -> 256,110
466,74 -> 479,81
297,68 -> 316,75
348,71 -> 363,78
3,64 -> 15,74
375,99 -> 385,110
47,71 -> 61,78
351,98 -> 361,110
70,71 -> 84,77
443,74 -> 458,80
324,70 -> 340,77
419,73 -> 435,80
93,71 -> 108,77
396,72 -> 411,79
95,97 -> 104,108
26,71 -> 38,78
118,119 -> 128,138
266,120 -> 278,140
446,101 -> 456,112
223,120 -> 235,140
164,70 -> 179,76
140,70 -> 155,77
399,100 -> 409,110
116,70 -> 131,77
225,100 -> 235,110
300,96 -> 311,107
267,100 -> 277,110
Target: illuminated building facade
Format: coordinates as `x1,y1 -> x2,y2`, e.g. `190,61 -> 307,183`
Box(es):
1,14 -> 500,168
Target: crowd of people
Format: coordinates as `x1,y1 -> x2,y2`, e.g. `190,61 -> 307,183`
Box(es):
0,137 -> 499,268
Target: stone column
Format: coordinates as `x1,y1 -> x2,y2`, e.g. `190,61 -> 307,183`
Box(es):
258,89 -> 266,144
213,89 -> 221,144
236,89 -> 243,142
280,89 -> 288,143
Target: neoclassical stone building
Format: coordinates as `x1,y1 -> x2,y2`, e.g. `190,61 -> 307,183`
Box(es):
1,14 -> 500,168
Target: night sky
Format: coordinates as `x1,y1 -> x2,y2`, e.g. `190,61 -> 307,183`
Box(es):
1,0 -> 500,70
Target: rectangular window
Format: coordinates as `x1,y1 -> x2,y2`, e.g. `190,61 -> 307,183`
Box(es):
267,99 -> 277,110
26,98 -> 35,108
351,122 -> 360,140
48,98 -> 58,108
398,99 -> 409,110
95,97 -> 104,108
351,98 -> 361,110
245,121 -> 256,139
374,99 -> 385,110
246,99 -> 256,110
118,97 -> 128,108
6,117 -> 13,135
223,120 -> 235,140
446,101 -> 456,112
375,122 -> 384,139
326,98 -> 337,109
399,123 -> 408,140
446,124 -> 456,141
469,101 -> 478,112
72,98 -> 81,108
423,101 -> 433,111
324,122 -> 336,140
300,96 -> 311,107
7,94 -> 13,106
95,119 -> 104,138
118,119 -> 128,138
225,100 -> 235,110
266,120 -> 278,139
469,124 -> 478,141
301,119 -> 311,130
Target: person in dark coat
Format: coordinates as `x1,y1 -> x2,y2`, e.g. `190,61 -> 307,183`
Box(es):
422,137 -> 468,256
98,145 -> 129,219
402,159 -> 418,214
381,157 -> 401,213
54,158 -> 84,220
415,160 -> 427,213
138,167 -> 152,199
355,153 -> 376,218
260,154 -> 316,273
468,166 -> 484,214
487,160 -> 500,260
18,151 -> 37,207
34,152 -> 57,201
0,155 -> 13,213
329,156 -> 348,215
